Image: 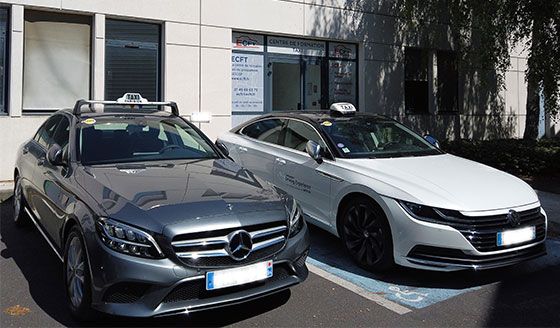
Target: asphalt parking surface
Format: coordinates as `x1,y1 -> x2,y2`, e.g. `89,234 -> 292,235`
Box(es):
1,194 -> 560,327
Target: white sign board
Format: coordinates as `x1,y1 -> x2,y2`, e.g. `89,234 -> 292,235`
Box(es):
267,36 -> 326,57
232,32 -> 264,52
232,53 -> 264,112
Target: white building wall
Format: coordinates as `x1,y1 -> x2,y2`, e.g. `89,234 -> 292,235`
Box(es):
0,0 -> 534,181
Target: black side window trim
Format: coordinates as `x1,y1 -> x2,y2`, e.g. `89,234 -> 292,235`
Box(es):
34,115 -> 63,150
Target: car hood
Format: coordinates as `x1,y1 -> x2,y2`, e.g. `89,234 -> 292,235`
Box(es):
75,159 -> 288,234
339,154 -> 539,212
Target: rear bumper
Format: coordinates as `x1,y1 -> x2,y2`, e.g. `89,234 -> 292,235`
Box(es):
86,223 -> 310,317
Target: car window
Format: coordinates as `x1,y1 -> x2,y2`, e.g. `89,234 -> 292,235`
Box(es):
240,119 -> 285,145
321,116 -> 442,158
35,115 -> 63,149
52,116 -> 70,148
282,119 -> 327,152
79,116 -> 218,165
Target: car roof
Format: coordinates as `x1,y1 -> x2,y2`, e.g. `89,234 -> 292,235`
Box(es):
244,111 -> 395,126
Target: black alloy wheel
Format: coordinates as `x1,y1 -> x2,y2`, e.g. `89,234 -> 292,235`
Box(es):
340,197 -> 394,272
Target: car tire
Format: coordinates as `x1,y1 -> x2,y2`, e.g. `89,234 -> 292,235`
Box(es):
63,227 -> 94,321
340,196 -> 394,272
13,175 -> 30,227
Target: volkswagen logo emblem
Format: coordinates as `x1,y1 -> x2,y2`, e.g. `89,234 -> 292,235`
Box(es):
226,230 -> 253,261
507,210 -> 521,227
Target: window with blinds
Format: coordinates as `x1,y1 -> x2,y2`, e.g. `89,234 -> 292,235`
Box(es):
23,11 -> 91,112
105,19 -> 161,102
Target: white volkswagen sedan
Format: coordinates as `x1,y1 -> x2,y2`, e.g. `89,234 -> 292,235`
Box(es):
217,104 -> 547,272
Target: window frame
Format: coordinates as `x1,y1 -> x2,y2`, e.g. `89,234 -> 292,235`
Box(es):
0,6 -> 9,115
104,18 -> 162,102
22,10 -> 92,113
436,50 -> 459,113
404,47 -> 430,115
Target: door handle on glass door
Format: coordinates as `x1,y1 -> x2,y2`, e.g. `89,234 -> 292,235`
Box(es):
38,158 -> 45,166
238,146 -> 248,152
275,158 -> 286,165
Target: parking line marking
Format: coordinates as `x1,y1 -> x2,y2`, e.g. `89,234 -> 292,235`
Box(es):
307,263 -> 412,315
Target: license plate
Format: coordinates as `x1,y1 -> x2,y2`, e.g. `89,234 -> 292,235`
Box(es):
497,226 -> 536,246
206,260 -> 273,291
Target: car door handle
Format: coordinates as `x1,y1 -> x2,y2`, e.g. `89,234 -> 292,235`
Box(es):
275,158 -> 286,165
238,146 -> 248,152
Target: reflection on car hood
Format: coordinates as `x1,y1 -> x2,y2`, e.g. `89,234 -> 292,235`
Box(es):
75,159 -> 287,234
340,154 -> 539,211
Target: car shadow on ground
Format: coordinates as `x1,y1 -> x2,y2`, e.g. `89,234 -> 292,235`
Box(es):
0,197 -> 291,327
307,224 -> 556,290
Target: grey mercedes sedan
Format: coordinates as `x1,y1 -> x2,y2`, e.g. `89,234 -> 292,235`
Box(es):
13,94 -> 309,319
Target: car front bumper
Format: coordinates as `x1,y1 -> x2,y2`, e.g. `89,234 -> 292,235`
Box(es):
84,223 -> 310,317
381,197 -> 547,271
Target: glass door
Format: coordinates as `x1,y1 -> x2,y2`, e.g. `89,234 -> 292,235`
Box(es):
266,55 -> 326,111
268,56 -> 302,111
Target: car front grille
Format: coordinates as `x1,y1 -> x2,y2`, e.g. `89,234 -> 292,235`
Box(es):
171,221 -> 288,268
449,207 -> 546,252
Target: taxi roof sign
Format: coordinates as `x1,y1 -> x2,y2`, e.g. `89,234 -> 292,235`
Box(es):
117,93 -> 148,104
330,102 -> 356,115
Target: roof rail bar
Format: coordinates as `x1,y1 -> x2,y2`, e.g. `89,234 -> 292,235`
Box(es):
72,93 -> 179,116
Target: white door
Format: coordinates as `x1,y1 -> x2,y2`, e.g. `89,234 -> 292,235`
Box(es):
233,118 -> 285,184
273,119 -> 332,226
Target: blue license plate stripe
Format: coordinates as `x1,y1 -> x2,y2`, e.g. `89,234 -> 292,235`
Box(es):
207,272 -> 215,290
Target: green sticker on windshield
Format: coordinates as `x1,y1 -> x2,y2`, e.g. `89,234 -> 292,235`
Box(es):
81,118 -> 96,125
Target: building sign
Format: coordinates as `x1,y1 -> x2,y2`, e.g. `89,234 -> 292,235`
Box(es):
232,32 -> 264,52
329,60 -> 356,104
232,53 -> 264,112
267,36 -> 326,57
329,42 -> 357,60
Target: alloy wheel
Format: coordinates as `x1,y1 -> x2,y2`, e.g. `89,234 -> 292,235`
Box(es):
13,179 -> 22,222
343,204 -> 385,267
66,236 -> 86,309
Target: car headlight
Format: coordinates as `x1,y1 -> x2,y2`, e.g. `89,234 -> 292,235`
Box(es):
95,217 -> 164,259
288,199 -> 305,237
398,200 -> 463,224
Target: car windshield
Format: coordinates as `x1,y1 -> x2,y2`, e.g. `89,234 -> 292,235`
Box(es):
320,116 -> 443,158
78,116 -> 219,165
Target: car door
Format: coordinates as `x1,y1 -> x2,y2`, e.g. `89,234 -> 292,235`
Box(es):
37,115 -> 73,247
232,118 -> 286,183
272,119 -> 333,228
26,115 -> 63,224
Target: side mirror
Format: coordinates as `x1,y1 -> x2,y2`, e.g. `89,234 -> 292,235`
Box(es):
423,134 -> 440,148
46,144 -> 65,166
215,140 -> 229,157
305,140 -> 323,164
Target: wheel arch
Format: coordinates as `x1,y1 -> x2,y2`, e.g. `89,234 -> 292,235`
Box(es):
334,186 -> 392,237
